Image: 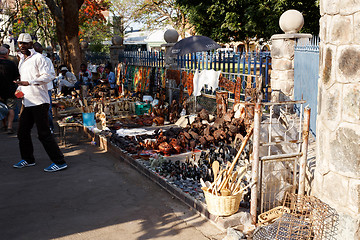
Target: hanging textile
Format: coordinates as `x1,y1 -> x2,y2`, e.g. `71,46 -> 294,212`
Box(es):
161,68 -> 166,89
234,77 -> 242,103
134,66 -> 141,92
185,72 -> 194,96
181,71 -> 187,85
143,67 -> 152,92
218,74 -> 235,93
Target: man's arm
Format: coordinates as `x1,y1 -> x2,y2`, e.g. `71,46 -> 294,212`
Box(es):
19,56 -> 55,86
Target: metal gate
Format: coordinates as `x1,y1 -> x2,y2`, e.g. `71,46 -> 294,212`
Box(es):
294,37 -> 319,136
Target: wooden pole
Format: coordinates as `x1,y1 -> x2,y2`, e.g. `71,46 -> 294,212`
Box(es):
298,106 -> 311,197
250,101 -> 261,225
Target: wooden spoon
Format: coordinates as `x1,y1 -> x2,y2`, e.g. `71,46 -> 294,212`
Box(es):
232,166 -> 247,193
201,187 -> 209,192
218,125 -> 254,191
200,178 -> 206,188
229,172 -> 238,192
212,161 -> 220,180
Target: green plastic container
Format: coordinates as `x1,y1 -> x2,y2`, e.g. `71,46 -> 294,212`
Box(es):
135,102 -> 151,115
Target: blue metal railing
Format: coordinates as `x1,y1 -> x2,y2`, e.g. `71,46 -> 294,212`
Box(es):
120,51 -> 165,67
120,50 -> 272,101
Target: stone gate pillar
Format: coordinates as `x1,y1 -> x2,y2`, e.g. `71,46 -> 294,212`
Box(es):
270,10 -> 311,102
312,1 -> 360,239
109,35 -> 124,69
162,29 -> 179,103
162,29 -> 179,69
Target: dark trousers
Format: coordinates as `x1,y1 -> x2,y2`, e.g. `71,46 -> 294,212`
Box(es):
48,90 -> 54,130
18,103 -> 65,165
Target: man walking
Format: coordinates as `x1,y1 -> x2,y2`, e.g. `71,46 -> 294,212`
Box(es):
0,46 -> 19,134
13,33 -> 67,172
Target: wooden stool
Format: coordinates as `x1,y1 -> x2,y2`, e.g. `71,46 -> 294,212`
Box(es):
57,121 -> 83,146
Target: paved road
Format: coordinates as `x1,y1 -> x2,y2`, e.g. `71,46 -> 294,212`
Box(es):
0,124 -> 225,240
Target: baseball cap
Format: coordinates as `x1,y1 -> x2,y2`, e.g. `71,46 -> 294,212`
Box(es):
61,67 -> 68,71
18,33 -> 32,43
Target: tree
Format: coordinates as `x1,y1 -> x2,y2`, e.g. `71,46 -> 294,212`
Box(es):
79,0 -> 111,45
2,0 -> 111,72
111,0 -> 190,38
110,0 -> 142,36
10,0 -> 57,49
177,0 -> 320,43
43,0 -> 85,74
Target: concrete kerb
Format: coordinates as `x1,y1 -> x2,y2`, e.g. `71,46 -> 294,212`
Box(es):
81,126 -> 251,230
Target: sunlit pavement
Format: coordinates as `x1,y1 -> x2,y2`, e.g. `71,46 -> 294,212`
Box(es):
0,123 -> 225,240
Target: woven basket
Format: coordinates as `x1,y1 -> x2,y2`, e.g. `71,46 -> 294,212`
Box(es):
258,206 -> 291,225
204,191 -> 243,216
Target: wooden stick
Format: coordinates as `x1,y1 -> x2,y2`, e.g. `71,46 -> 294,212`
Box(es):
231,166 -> 247,193
233,181 -> 255,196
229,172 -> 238,192
218,125 -> 254,191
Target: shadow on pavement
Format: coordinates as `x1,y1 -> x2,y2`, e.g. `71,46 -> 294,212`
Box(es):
0,125 -> 222,240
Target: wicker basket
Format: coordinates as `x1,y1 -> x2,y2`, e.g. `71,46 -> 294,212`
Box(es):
204,191 -> 243,216
258,206 -> 291,225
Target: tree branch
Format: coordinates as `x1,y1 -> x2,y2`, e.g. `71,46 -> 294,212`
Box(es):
44,0 -> 63,23
31,0 -> 50,41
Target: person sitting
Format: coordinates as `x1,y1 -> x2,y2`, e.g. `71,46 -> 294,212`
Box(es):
101,65 -> 117,97
76,63 -> 93,97
56,66 -> 77,96
89,66 -> 101,88
78,63 -> 92,87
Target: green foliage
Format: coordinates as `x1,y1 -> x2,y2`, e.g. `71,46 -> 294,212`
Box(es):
9,0 -> 112,53
11,0 -> 57,45
111,0 -> 189,37
176,0 -> 320,42
79,0 -> 112,45
89,40 -> 110,54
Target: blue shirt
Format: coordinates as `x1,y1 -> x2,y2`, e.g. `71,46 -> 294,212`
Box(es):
107,71 -> 116,89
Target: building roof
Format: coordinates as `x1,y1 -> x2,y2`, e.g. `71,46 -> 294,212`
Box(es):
123,30 -> 150,45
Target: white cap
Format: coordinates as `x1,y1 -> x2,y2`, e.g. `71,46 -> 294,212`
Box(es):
18,33 -> 32,43
61,66 -> 68,71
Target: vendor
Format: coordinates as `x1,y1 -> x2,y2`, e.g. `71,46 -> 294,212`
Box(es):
77,63 -> 92,88
101,65 -> 117,97
91,66 -> 104,87
75,63 -> 92,97
56,66 -> 77,96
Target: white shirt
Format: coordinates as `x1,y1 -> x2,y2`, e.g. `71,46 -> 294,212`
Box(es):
44,56 -> 55,90
18,49 -> 55,107
57,71 -> 77,85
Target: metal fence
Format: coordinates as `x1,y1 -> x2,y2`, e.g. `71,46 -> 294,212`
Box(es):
121,51 -> 165,67
85,52 -> 110,64
120,50 -> 272,102
294,37 -> 319,137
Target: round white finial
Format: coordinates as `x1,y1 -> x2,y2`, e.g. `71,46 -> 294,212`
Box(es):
164,29 -> 179,43
112,35 -> 123,45
279,10 -> 304,34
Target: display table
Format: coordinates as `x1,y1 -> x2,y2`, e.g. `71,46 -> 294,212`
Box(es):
57,121 -> 83,146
